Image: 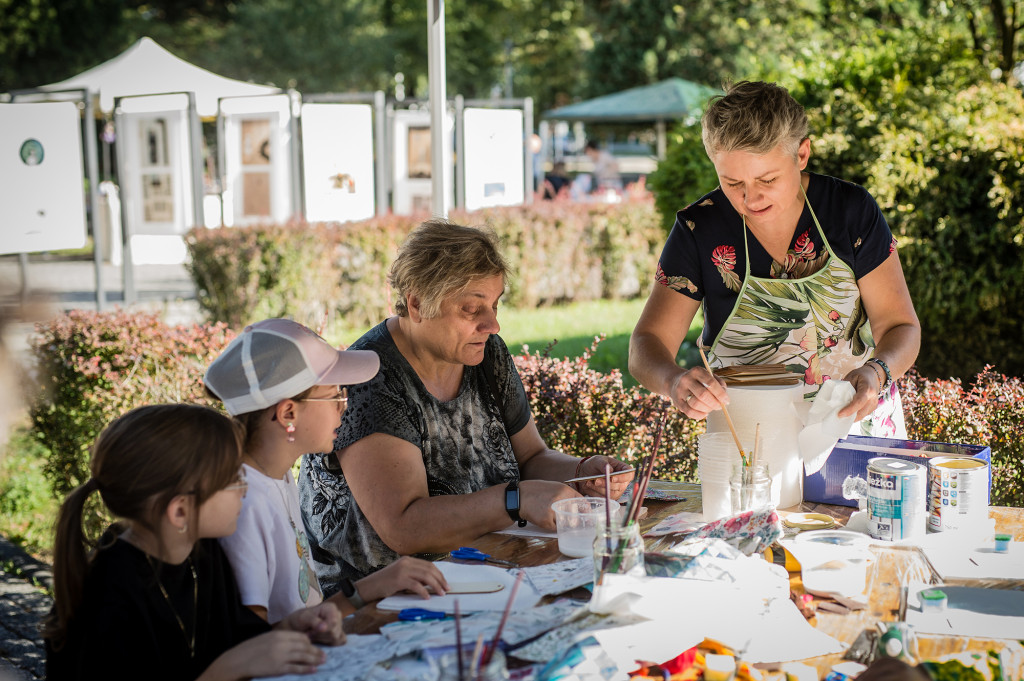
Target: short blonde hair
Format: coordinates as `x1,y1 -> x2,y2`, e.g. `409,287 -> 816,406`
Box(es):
701,81 -> 809,159
389,219 -> 509,319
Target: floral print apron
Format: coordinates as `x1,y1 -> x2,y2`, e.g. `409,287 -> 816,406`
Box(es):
707,188 -> 905,437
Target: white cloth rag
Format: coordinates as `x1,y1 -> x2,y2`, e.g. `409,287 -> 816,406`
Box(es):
797,379 -> 857,475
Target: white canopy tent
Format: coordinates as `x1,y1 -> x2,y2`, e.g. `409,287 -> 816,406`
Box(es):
33,36 -> 279,119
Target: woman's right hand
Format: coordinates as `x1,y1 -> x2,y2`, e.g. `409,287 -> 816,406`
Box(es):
669,367 -> 730,419
199,630 -> 327,680
519,480 -> 581,531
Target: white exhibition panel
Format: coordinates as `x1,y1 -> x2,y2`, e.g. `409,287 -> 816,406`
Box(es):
300,103 -> 375,223
463,107 -> 526,210
221,94 -> 294,226
392,109 -> 453,216
1,102 -> 87,255
117,93 -> 195,242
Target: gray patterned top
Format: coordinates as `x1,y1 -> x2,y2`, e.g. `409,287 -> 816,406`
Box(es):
298,320 -> 531,592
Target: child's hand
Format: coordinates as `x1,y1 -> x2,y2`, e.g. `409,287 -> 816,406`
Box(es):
357,556 -> 449,602
199,630 -> 327,679
279,602 -> 345,646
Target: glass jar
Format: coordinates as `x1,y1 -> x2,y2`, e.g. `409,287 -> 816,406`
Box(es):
729,462 -> 772,514
436,647 -> 509,681
593,522 -> 645,586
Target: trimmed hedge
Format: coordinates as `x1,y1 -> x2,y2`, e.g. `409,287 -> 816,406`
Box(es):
185,201 -> 665,333
28,313 -> 1024,526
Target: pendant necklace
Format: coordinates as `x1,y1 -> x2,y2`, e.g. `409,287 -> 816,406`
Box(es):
148,555 -> 198,658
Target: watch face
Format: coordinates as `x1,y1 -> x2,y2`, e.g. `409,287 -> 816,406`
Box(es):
505,488 -> 519,508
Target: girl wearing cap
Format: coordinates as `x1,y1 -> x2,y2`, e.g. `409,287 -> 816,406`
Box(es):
298,220 -> 633,589
205,319 -> 447,623
45,404 -> 343,680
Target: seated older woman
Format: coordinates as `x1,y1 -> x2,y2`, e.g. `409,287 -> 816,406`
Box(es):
299,219 -> 633,591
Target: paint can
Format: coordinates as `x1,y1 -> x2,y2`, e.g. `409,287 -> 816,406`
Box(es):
927,456 -> 990,532
866,457 -> 927,542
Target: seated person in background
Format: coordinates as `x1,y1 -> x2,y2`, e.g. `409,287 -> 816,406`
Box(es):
44,404 -> 343,681
205,319 -> 448,622
542,161 -> 572,200
584,139 -> 622,192
299,219 -> 633,591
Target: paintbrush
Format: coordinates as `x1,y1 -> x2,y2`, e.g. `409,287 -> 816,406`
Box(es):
698,346 -> 748,466
482,571 -> 523,665
454,599 -> 465,681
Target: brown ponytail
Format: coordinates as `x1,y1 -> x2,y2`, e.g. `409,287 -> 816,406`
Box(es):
42,404 -> 243,649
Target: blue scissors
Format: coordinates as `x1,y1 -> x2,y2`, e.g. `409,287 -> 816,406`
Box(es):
451,546 -> 519,568
398,608 -> 447,621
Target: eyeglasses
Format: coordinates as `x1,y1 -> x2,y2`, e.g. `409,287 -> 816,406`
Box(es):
299,387 -> 348,405
223,468 -> 248,495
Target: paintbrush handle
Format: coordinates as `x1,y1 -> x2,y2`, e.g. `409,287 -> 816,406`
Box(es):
697,346 -> 747,465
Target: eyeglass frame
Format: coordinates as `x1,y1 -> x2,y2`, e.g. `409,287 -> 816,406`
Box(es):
298,387 -> 348,405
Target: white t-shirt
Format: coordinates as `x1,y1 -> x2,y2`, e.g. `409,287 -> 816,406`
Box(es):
219,464 -> 323,623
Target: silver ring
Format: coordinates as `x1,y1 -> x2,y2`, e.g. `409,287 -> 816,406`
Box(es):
684,394 -> 693,404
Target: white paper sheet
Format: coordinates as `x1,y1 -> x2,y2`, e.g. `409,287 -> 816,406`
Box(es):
905,582 -> 1024,639
919,531 -> 1023,580
263,633 -> 399,681
585,560 -> 843,665
376,562 -> 540,613
495,520 -> 559,538
521,558 -> 595,596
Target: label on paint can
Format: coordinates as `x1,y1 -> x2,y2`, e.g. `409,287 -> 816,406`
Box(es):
866,457 -> 927,542
927,456 -> 990,532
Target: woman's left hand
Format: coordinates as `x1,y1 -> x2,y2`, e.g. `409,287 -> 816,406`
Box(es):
839,364 -> 883,421
573,455 -> 634,500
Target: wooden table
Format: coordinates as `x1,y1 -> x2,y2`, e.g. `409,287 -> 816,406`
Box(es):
350,482 -> 1024,676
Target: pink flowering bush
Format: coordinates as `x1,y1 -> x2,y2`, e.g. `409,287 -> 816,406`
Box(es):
899,367 -> 1024,507
514,337 -> 704,482
30,310 -> 234,535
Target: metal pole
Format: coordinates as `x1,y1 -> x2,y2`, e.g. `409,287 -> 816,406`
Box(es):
288,89 -> 304,221
186,92 -> 205,230
83,91 -> 107,310
427,0 -> 449,217
454,94 -> 465,210
373,90 -> 388,216
113,100 -> 136,305
523,97 -> 535,204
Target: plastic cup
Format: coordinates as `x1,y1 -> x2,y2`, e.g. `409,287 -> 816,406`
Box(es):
552,497 -> 622,558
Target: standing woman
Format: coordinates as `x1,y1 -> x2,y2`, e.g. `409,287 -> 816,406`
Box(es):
44,404 -> 343,681
300,220 -> 633,591
630,81 -> 920,435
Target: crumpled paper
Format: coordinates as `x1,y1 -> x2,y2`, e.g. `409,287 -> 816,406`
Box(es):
797,379 -> 857,475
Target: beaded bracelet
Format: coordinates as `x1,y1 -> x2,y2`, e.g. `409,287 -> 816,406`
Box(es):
865,357 -> 892,394
571,456 -> 594,491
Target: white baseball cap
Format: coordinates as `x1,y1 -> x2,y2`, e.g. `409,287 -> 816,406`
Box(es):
205,318 -> 379,416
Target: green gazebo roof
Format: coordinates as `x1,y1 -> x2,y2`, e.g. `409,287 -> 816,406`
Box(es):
543,77 -> 720,122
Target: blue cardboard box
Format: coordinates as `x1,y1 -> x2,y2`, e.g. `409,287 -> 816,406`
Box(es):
803,435 -> 992,507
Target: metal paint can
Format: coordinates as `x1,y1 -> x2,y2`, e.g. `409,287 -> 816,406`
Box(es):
866,457 -> 927,542
927,456 -> 990,532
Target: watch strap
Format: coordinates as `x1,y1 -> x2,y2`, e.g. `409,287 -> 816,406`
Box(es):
505,480 -> 527,527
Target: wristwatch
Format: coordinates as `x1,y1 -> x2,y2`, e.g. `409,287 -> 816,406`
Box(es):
505,480 -> 527,527
338,577 -> 365,609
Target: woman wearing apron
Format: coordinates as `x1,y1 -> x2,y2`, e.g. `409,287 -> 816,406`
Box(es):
630,81 -> 920,435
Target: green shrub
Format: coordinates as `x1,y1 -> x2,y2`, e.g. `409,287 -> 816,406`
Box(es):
29,310 -> 234,536
646,121 -> 720,228
0,427 -> 55,558
900,367 -> 1024,508
185,201 -> 664,335
515,337 -> 701,484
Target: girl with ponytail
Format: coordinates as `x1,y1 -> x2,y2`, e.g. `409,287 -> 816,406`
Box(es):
44,403 -> 344,681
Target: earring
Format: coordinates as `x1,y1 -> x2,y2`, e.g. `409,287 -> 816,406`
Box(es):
177,523 -> 187,535
286,422 -> 296,443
